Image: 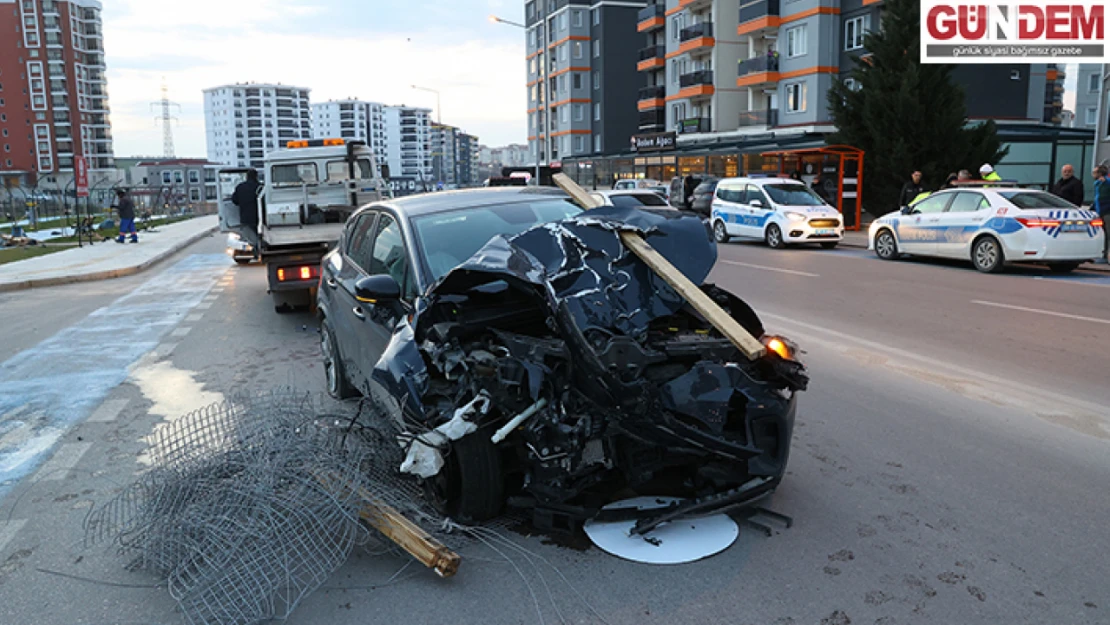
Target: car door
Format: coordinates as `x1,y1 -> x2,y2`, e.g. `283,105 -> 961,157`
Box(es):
712,182 -> 745,235
933,191 -> 991,258
895,193 -> 953,256
324,211 -> 378,389
746,184 -> 775,236
354,211 -> 419,393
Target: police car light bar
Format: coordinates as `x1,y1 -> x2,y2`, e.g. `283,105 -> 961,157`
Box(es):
286,138 -> 346,149
949,179 -> 1024,186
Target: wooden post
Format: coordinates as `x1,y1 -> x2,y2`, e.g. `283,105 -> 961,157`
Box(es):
551,173 -> 766,361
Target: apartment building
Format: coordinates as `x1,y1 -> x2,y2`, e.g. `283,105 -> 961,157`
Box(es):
312,100 -> 387,156
1073,65 -> 1102,131
525,0 -> 644,163
384,106 -> 432,182
0,0 -> 113,188
203,83 -> 312,170
430,123 -> 459,186
456,132 -> 479,186
1095,65 -> 1110,168
115,157 -> 222,213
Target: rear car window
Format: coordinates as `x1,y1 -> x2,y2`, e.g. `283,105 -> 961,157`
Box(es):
999,191 -> 1077,209
610,193 -> 667,208
413,199 -> 584,282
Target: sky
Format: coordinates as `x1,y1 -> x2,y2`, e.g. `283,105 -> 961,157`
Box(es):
102,0 -> 527,158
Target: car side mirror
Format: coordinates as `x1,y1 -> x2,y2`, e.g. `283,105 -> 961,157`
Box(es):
750,199 -> 764,208
354,274 -> 400,304
900,206 -> 913,215
379,164 -> 391,180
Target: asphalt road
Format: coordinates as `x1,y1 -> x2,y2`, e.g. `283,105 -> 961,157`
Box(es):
0,232 -> 1106,625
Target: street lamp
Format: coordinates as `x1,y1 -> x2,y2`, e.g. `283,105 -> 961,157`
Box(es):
411,85 -> 441,124
490,13 -> 543,186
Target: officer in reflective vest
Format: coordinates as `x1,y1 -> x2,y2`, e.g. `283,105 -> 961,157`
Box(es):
979,163 -> 1001,184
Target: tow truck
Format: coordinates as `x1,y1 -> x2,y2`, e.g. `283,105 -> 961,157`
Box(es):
218,138 -> 392,312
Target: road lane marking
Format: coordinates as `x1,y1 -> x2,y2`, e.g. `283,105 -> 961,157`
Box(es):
719,260 -> 820,277
971,300 -> 1110,326
1034,276 -> 1110,289
202,295 -> 218,302
86,399 -> 129,423
151,342 -> 179,360
0,520 -> 27,554
171,327 -> 192,338
34,442 -> 92,481
185,313 -> 204,322
196,302 -> 213,310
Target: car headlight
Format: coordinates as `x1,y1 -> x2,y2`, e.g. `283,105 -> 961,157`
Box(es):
785,212 -> 806,222
762,335 -> 799,361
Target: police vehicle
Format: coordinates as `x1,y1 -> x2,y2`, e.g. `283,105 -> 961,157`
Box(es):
868,183 -> 1104,274
710,175 -> 845,248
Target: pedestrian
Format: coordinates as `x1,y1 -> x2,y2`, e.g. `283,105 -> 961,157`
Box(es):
940,172 -> 959,189
1050,163 -> 1084,207
682,175 -> 697,210
957,169 -> 973,182
114,188 -> 137,244
1093,164 -> 1110,263
811,172 -> 831,204
979,163 -> 1001,183
899,170 -> 925,207
232,169 -> 263,258
790,169 -> 802,181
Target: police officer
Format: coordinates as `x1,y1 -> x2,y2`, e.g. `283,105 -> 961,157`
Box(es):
979,163 -> 1001,184
900,171 -> 926,207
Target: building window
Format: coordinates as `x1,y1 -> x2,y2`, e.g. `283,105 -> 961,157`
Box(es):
593,9 -> 600,25
672,16 -> 682,40
188,170 -> 200,184
573,41 -> 583,59
574,103 -> 583,121
528,29 -> 537,47
593,71 -> 600,89
162,171 -> 172,184
844,15 -> 870,51
559,44 -> 568,62
786,81 -> 807,112
174,170 -> 184,184
573,9 -> 583,27
574,135 -> 584,153
1086,106 -> 1098,126
560,106 -> 568,123
593,39 -> 600,57
530,57 -> 537,74
526,1 -> 535,19
1089,73 -> 1100,93
787,25 -> 807,57
593,134 -> 601,152
531,85 -> 538,102
572,72 -> 582,89
558,74 -> 566,92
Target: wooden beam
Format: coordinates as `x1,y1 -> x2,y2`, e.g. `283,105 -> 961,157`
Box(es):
552,172 -> 766,361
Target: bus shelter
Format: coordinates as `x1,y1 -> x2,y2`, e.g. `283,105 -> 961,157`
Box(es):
761,145 -> 864,230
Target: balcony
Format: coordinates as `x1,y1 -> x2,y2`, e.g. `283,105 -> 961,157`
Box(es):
639,109 -> 665,131
676,23 -> 715,56
738,108 -> 779,128
637,4 -> 665,32
638,85 -> 666,111
679,70 -> 714,88
680,22 -> 714,42
638,45 -> 665,71
737,55 -> 781,86
738,0 -> 781,38
678,117 -> 712,134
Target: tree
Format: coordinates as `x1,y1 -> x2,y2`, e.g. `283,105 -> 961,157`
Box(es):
827,0 -> 1008,214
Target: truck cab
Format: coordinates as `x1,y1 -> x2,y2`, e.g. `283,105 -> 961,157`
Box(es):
218,138 -> 392,311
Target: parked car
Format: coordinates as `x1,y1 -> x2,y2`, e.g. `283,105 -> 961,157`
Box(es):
689,177 -> 721,216
711,176 -> 845,248
589,189 -> 671,209
868,185 -> 1104,273
316,187 -> 808,528
614,178 -> 662,191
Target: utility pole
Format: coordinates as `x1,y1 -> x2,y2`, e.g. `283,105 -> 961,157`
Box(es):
151,78 -> 181,158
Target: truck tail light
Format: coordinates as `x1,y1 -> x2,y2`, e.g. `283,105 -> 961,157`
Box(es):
1015,217 -> 1060,228
276,265 -> 319,282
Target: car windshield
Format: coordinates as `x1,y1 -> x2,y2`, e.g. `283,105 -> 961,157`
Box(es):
762,183 -> 826,206
412,199 -> 584,283
999,191 -> 1078,209
610,193 -> 668,207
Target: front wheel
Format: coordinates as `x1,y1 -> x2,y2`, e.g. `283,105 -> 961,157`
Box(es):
972,236 -> 1005,273
1047,262 -> 1080,274
321,319 -> 358,399
424,431 -> 504,523
765,224 -> 786,249
874,229 -> 899,260
713,220 -> 730,243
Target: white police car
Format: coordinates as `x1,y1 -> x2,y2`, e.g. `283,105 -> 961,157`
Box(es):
710,176 -> 845,249
868,184 -> 1104,273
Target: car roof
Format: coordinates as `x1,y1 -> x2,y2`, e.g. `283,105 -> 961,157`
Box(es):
595,189 -> 660,196
369,186 -> 570,218
718,176 -> 806,187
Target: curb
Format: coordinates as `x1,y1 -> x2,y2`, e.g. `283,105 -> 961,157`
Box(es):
0,225 -> 218,293
839,231 -> 1109,273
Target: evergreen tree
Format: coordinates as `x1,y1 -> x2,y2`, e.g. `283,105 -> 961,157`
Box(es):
827,0 -> 1007,213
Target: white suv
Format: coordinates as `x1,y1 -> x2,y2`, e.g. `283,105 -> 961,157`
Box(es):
710,176 -> 845,249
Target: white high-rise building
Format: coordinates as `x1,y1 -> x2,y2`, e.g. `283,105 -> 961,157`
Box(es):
384,106 -> 433,182
203,82 -> 312,169
311,100 -> 387,156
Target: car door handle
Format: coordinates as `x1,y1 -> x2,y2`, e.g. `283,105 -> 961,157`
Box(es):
352,306 -> 366,320
326,278 -> 338,289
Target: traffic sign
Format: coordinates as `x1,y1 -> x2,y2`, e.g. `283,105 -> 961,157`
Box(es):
75,155 -> 89,198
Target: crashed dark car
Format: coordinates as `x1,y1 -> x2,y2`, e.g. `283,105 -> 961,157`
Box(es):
317,187 -> 808,529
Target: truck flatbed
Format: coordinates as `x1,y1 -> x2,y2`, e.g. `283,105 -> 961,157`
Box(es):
262,223 -> 345,248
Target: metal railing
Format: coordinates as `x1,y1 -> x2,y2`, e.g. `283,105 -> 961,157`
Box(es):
738,54 -> 779,75
638,85 -> 666,100
679,70 -> 714,88
678,117 -> 711,134
680,22 -> 714,42
738,109 -> 779,127
638,45 -> 664,61
739,0 -> 780,24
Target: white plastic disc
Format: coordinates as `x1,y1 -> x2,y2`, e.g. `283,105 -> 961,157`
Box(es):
583,496 -> 739,565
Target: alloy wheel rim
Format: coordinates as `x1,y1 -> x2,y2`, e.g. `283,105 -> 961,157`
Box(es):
877,233 -> 894,257
976,241 -> 997,268
715,222 -> 726,241
769,226 -> 781,246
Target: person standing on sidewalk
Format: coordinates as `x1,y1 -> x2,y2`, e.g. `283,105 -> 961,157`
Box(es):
1051,164 -> 1084,207
899,170 -> 925,207
1093,165 -> 1110,264
114,189 -> 137,244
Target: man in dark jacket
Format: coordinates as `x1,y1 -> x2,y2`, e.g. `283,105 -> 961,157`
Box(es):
899,171 -> 924,207
1093,165 -> 1110,263
114,188 -> 137,244
232,169 -> 263,256
811,172 -> 832,204
1050,164 -> 1084,206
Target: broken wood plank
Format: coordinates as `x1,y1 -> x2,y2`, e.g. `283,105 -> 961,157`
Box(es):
315,471 -> 461,578
551,171 -> 766,361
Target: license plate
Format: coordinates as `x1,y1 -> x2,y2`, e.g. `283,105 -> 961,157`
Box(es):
1061,223 -> 1087,232
814,228 -> 836,235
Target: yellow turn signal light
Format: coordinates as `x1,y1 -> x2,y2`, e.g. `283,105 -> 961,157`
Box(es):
763,336 -> 792,360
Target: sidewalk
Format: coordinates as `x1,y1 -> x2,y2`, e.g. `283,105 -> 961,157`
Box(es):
0,215 -> 220,292
840,228 -> 1109,273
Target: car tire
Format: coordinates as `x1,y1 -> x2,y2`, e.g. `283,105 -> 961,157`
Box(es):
425,429 -> 504,523
972,236 -> 1005,273
713,220 -> 730,243
820,241 -> 839,250
321,318 -> 358,400
765,224 -> 786,249
1047,262 -> 1080,274
234,258 -> 251,265
874,229 -> 899,260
